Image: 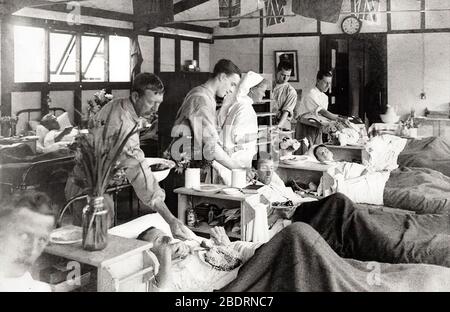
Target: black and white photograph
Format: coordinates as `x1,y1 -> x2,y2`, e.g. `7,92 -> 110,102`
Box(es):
1,0 -> 450,304
274,50 -> 299,82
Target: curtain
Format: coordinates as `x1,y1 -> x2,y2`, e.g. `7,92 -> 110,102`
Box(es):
130,36 -> 143,83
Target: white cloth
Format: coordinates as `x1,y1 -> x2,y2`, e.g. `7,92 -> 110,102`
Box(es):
362,134 -> 407,171
295,87 -> 330,123
213,72 -> 262,185
242,194 -> 270,243
43,128 -> 78,148
318,161 -> 390,205
0,272 -> 51,292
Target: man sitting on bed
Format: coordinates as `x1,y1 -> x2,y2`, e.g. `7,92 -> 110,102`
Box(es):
40,113 -> 78,150
137,216 -> 450,292
0,191 -> 54,292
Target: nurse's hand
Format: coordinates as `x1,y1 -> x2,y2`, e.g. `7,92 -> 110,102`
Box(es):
169,219 -> 198,241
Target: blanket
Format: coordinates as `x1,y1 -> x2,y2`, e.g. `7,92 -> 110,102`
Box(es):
399,136 -> 450,177
220,223 -> 450,292
384,167 -> 450,214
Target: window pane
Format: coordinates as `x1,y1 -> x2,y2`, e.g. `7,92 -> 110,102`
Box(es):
82,35 -> 105,81
50,32 -> 77,82
14,26 -> 46,82
109,35 -> 130,82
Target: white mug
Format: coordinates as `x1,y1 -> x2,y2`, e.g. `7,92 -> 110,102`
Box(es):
185,168 -> 200,189
231,169 -> 246,189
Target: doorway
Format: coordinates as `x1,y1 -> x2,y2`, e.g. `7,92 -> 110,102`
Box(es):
320,34 -> 387,125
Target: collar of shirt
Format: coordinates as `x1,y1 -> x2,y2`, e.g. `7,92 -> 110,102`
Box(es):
123,97 -> 140,124
200,83 -> 216,104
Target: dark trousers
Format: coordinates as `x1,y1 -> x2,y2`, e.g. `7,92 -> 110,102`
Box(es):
292,193 -> 450,267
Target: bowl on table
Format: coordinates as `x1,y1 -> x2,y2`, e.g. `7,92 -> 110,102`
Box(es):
145,157 -> 176,182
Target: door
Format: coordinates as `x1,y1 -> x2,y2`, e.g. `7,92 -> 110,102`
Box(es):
320,34 -> 387,125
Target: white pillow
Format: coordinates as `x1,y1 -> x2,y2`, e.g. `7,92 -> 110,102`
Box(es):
108,213 -> 173,239
36,124 -> 49,146
56,112 -> 72,129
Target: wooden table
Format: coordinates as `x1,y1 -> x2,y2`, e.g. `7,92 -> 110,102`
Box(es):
42,229 -> 155,292
174,187 -> 265,242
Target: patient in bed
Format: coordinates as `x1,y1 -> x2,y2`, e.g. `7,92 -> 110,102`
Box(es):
138,218 -> 450,292
39,113 -> 78,152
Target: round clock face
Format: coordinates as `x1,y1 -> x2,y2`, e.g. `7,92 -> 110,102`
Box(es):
341,16 -> 361,35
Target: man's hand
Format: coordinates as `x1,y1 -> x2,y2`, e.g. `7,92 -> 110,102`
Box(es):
169,219 -> 198,241
54,127 -> 73,142
209,226 -> 231,246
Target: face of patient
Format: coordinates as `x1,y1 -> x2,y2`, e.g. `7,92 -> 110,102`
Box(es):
41,115 -> 60,131
142,228 -> 189,260
315,146 -> 334,162
257,159 -> 274,185
0,208 -> 54,278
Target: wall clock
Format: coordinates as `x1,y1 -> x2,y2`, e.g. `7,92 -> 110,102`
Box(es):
341,15 -> 362,35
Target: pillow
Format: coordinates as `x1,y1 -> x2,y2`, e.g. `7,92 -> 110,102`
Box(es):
28,120 -> 40,131
108,213 -> 173,239
36,124 -> 50,146
56,112 -> 72,129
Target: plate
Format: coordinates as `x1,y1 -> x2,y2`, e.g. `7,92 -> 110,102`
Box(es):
193,184 -> 224,194
50,226 -> 82,244
282,155 -> 309,164
221,187 -> 242,196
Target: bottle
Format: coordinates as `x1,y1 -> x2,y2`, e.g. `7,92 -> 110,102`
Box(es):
186,206 -> 197,227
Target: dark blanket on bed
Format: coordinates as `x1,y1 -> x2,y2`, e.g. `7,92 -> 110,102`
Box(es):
291,194 -> 450,268
220,223 -> 450,292
399,136 -> 450,177
384,167 -> 450,214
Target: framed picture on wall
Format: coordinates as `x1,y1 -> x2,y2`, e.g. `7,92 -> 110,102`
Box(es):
274,50 -> 299,82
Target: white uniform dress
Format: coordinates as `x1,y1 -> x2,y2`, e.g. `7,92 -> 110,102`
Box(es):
213,72 -> 263,185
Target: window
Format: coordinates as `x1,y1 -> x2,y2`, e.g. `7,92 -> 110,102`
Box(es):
13,26 -> 132,83
14,25 -> 46,82
81,35 -> 105,81
50,32 -> 77,82
109,35 -> 131,82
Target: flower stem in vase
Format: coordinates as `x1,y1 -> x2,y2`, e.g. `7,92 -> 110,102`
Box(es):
82,196 -> 108,251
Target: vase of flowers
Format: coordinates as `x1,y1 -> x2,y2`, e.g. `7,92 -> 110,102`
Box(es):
87,89 -> 113,119
279,137 -> 301,157
400,114 -> 420,138
164,148 -> 212,188
81,196 -> 108,251
71,118 -> 138,251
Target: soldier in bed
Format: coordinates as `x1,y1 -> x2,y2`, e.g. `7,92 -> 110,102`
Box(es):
138,215 -> 450,292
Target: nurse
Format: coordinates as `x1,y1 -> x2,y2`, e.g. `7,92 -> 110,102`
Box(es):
65,73 -> 196,241
213,71 -> 269,185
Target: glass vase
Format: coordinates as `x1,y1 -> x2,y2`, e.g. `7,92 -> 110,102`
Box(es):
82,196 -> 108,251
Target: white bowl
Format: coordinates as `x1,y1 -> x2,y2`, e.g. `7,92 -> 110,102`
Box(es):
145,157 -> 175,182
380,113 -> 399,124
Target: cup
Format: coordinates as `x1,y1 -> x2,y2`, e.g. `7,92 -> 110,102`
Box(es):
185,168 -> 200,189
231,169 -> 246,189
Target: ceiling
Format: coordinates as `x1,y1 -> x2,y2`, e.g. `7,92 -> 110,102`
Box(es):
7,0 -> 270,32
